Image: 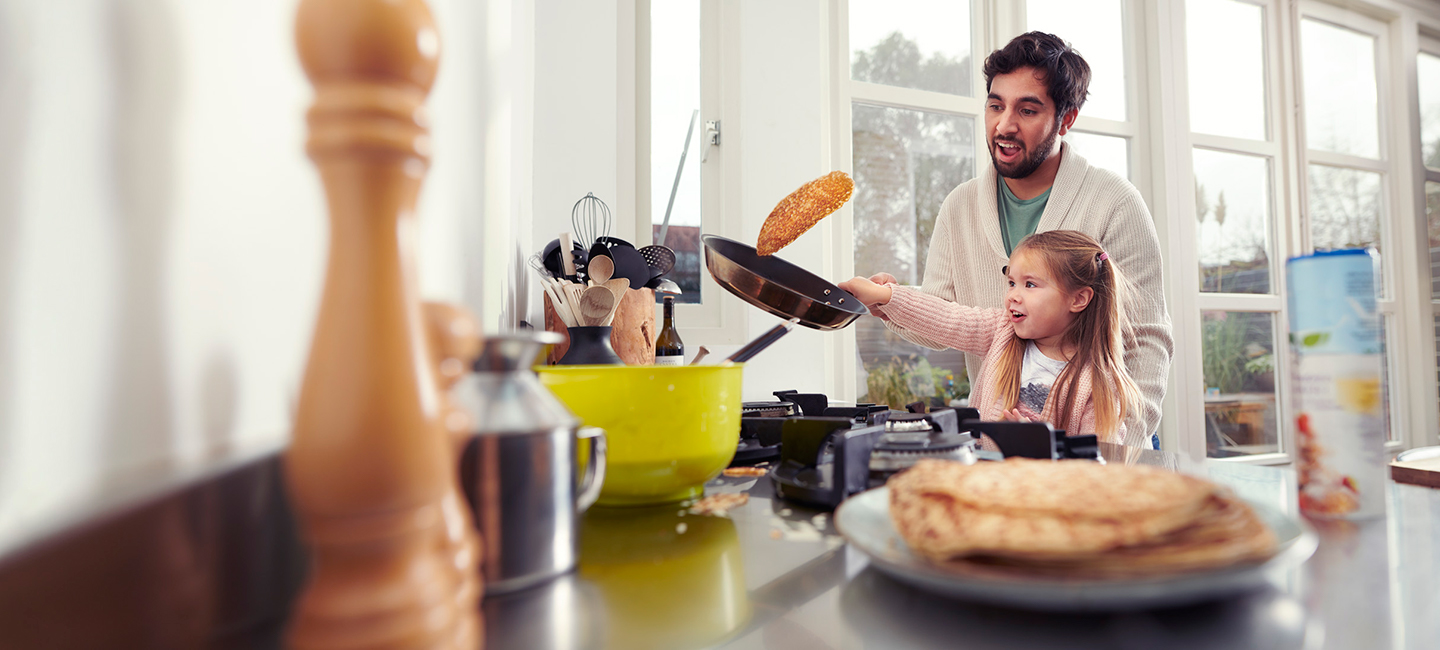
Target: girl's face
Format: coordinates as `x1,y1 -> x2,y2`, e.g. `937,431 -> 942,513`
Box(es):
1004,249 -> 1091,351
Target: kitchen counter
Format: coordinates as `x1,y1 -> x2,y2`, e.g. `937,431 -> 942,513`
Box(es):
1,443 -> 1434,649
486,444 -> 1440,650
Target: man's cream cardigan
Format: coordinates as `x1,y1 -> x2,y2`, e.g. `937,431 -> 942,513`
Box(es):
884,143 -> 1173,437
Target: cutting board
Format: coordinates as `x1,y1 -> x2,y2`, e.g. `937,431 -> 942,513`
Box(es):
1390,447 -> 1440,488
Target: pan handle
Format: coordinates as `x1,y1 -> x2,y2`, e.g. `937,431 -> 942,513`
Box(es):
725,319 -> 800,364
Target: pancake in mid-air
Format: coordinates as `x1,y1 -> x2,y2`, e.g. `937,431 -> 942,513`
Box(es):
756,171 -> 854,255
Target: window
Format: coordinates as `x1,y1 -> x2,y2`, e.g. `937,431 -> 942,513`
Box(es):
1028,0 -> 1135,181
822,1 -> 1440,449
1194,149 -> 1273,295
1422,49 -> 1440,169
1184,0 -> 1282,458
1296,8 -> 1400,444
841,1 -> 1151,408
1065,132 -> 1129,180
1179,0 -> 1419,458
1186,0 -> 1267,141
1421,43 -> 1440,425
648,0 -> 702,303
1201,311 -> 1279,456
1429,180 -> 1440,416
849,0 -> 972,96
637,0 -> 745,344
847,0 -> 979,408
1025,0 -> 1127,122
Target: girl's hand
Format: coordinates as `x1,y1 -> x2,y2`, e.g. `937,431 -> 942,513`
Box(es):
839,276 -> 894,306
1000,408 -> 1030,423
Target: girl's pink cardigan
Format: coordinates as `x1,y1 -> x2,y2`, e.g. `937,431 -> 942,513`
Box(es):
874,285 -> 1133,445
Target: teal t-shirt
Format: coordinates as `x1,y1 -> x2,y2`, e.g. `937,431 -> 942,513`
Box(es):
998,177 -> 1052,255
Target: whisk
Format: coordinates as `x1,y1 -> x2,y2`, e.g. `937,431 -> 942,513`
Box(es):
571,192 -> 612,249
527,252 -> 548,278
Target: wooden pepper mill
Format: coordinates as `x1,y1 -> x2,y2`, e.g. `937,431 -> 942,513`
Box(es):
286,1 -> 480,649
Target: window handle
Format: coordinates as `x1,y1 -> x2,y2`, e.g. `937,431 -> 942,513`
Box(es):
701,120 -> 721,162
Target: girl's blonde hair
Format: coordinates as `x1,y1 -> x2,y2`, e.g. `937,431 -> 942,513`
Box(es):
989,230 -> 1140,439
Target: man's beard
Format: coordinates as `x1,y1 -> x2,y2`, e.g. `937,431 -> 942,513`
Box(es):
989,122 -> 1061,179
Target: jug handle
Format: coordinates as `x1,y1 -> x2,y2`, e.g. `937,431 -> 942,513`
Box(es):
576,427 -> 607,512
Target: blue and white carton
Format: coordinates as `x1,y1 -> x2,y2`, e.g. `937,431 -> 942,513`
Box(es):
1286,249 -> 1384,519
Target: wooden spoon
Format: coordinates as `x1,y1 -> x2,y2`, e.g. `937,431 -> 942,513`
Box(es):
579,285 -> 617,327
588,254 -> 614,284
576,285 -> 616,325
602,278 -> 629,305
564,282 -> 586,316
600,278 -> 629,326
542,280 -> 574,327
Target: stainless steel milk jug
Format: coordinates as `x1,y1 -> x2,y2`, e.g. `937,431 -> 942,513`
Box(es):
455,331 -> 606,594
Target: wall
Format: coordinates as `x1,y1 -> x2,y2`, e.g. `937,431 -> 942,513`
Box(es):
530,0 -> 622,328
0,0 -> 518,551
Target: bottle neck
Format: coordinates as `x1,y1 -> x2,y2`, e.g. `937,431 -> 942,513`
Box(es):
662,297 -> 675,324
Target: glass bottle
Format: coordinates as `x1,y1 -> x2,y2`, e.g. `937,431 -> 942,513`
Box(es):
655,296 -> 685,366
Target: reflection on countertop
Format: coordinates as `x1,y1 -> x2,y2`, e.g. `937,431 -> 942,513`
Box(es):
839,568 -> 1307,650
580,504 -> 749,649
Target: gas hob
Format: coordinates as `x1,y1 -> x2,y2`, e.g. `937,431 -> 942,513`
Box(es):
734,390 -> 1101,510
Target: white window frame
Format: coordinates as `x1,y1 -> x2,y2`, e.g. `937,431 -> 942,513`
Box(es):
1293,1 -> 1426,455
1154,0 -> 1440,462
633,0 -> 1440,446
1163,0 -> 1295,463
831,0 -> 1151,403
1019,0 -> 1154,204
1414,32 -> 1440,447
829,0 -> 989,402
634,0 -> 748,344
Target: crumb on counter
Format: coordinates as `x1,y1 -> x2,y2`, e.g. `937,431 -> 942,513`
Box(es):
722,466 -> 768,477
689,492 -> 749,515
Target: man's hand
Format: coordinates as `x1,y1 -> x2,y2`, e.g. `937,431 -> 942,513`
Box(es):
839,276 -> 894,307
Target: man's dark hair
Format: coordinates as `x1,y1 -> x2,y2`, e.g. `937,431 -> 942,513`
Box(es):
982,32 -> 1091,120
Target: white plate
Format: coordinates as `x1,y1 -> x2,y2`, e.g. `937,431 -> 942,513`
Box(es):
835,486 -> 1317,611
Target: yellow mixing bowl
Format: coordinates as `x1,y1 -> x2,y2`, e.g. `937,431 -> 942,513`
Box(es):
536,365 -> 742,506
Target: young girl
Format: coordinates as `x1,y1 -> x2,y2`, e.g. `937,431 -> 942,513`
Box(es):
840,230 -> 1145,447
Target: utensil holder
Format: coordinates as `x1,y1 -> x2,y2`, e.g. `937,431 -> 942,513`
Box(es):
558,326 -> 623,365
545,290 -> 656,365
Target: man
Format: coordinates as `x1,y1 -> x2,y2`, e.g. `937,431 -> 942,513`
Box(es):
870,32 -> 1172,445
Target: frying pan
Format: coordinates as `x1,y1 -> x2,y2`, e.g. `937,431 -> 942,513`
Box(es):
701,235 -> 866,331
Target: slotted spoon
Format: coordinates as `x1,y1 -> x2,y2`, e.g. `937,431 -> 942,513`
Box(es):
638,244 -> 676,276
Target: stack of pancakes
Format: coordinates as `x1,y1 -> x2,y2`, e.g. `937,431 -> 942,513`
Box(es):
888,459 -> 1278,579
